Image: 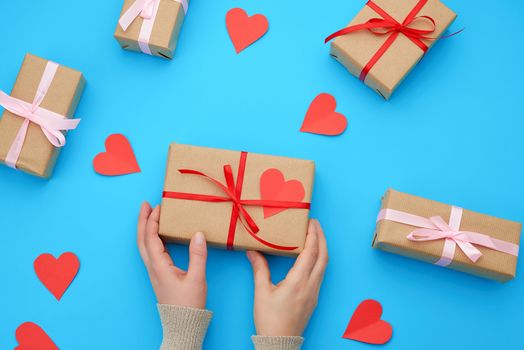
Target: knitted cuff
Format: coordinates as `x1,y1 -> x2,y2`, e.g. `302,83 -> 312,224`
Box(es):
157,304 -> 212,350
252,335 -> 304,350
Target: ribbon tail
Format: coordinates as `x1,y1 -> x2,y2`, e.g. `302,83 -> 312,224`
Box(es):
325,20 -> 394,43
41,129 -> 66,147
176,0 -> 188,14
119,0 -> 148,30
460,231 -> 520,258
0,91 -> 28,117
232,199 -> 298,251
455,240 -> 482,263
31,111 -> 80,147
434,238 -> 456,267
242,223 -> 298,251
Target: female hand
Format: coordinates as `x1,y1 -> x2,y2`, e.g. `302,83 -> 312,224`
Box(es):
247,219 -> 328,336
137,202 -> 208,308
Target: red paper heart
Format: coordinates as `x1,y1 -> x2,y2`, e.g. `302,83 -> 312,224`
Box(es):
93,134 -> 140,176
300,93 -> 347,136
260,168 -> 305,218
34,252 -> 80,301
343,299 -> 393,345
226,8 -> 269,53
15,322 -> 58,350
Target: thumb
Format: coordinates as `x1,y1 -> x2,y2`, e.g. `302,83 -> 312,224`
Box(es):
188,232 -> 207,281
246,251 -> 271,288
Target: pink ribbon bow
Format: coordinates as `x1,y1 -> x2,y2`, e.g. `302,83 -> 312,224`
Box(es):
118,0 -> 188,31
377,206 -> 519,267
0,61 -> 80,169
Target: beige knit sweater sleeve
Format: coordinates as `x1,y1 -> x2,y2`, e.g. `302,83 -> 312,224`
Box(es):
157,304 -> 304,350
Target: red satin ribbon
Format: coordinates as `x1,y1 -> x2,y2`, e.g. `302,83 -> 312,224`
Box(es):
325,0 -> 436,81
162,151 -> 311,251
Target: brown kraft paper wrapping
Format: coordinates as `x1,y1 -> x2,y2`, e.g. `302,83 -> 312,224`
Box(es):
114,0 -> 188,59
0,54 -> 85,178
373,189 -> 522,282
330,0 -> 456,99
159,143 -> 315,257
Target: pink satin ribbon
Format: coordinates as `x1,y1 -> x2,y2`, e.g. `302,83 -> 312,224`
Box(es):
0,61 -> 80,169
377,206 -> 519,267
118,0 -> 189,55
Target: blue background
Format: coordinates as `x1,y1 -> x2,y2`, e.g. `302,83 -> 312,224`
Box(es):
1,0 -> 523,349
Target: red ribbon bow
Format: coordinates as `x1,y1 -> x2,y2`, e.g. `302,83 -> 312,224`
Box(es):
163,152 -> 311,251
325,0 -> 436,81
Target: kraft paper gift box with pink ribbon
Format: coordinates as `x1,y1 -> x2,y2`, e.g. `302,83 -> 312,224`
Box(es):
373,189 -> 522,282
325,0 -> 457,99
159,143 -> 315,257
115,0 -> 189,59
0,53 -> 85,178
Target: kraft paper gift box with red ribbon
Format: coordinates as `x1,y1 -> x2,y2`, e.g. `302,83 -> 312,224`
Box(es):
159,143 -> 315,257
373,189 -> 522,282
325,0 -> 457,99
115,0 -> 189,59
0,54 -> 85,178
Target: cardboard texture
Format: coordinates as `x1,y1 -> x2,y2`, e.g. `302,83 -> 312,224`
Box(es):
330,0 -> 456,99
373,189 -> 522,282
159,143 -> 315,256
0,54 -> 85,178
114,0 -> 187,59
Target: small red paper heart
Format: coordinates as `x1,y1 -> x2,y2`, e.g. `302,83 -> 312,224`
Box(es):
34,252 -> 80,301
15,322 -> 59,350
226,8 -> 269,53
93,134 -> 141,176
343,299 -> 393,345
260,168 -> 305,218
300,93 -> 347,136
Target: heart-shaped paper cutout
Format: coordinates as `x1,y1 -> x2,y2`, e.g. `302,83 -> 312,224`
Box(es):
343,299 -> 393,344
226,8 -> 269,53
34,252 -> 80,301
260,168 -> 305,218
93,134 -> 141,176
300,93 -> 347,136
15,322 -> 59,350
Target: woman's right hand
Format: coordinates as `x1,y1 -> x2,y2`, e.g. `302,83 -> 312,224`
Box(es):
247,219 -> 328,336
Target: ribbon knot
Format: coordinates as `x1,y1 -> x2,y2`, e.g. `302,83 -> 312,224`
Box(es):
178,163 -> 261,235
366,15 -> 436,41
140,0 -> 157,19
406,212 -> 483,266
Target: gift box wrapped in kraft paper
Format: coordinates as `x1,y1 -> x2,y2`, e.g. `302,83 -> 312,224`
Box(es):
0,53 -> 85,178
325,0 -> 457,99
115,0 -> 189,59
373,189 -> 521,282
159,143 -> 315,257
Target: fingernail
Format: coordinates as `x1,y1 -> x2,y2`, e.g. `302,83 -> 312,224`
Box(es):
194,232 -> 205,246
